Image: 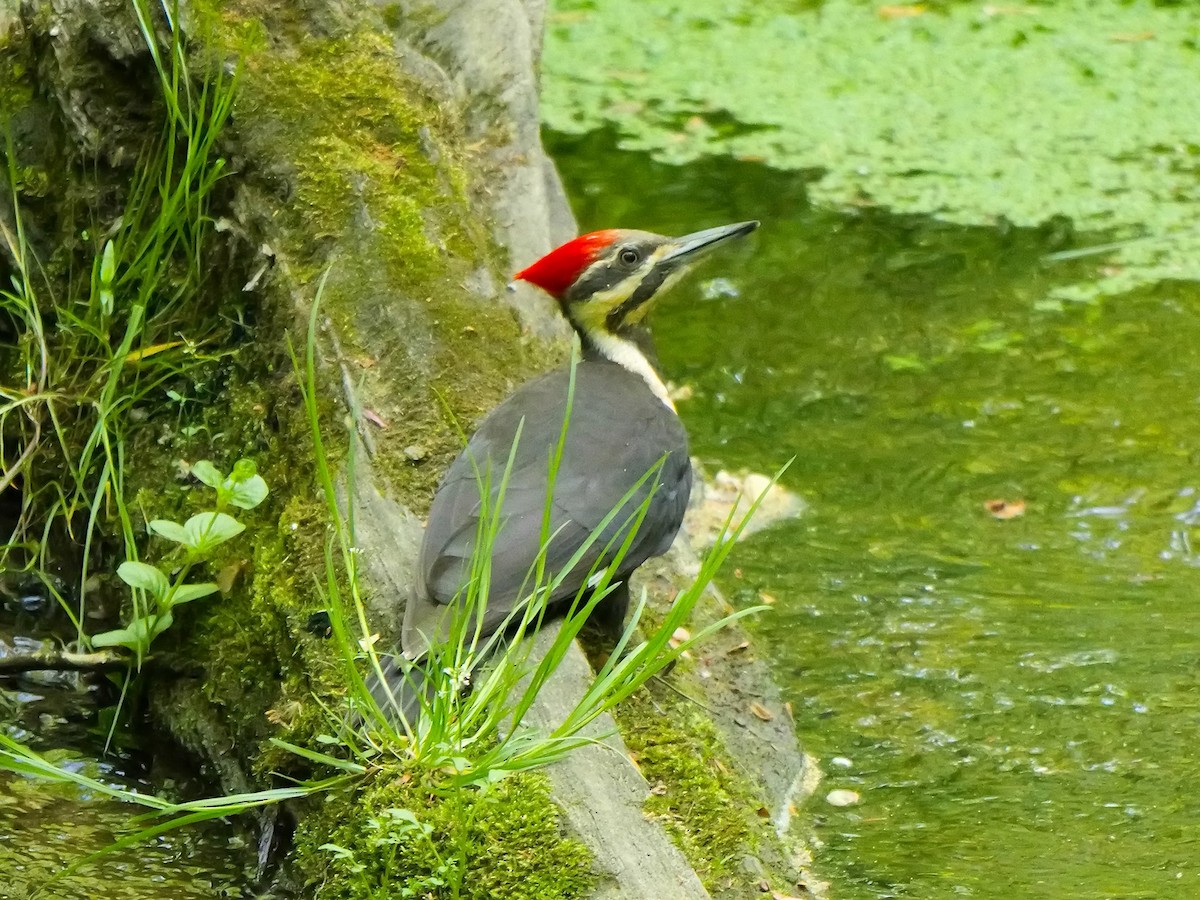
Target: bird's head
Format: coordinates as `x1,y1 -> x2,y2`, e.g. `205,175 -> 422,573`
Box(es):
514,221 -> 759,340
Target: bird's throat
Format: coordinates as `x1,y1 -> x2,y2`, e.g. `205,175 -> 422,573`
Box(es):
579,326 -> 675,411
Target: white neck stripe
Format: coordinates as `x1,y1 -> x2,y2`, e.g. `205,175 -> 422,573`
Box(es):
587,331 -> 676,411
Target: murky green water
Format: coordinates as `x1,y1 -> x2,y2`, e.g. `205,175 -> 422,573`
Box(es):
551,130 -> 1200,899
0,618 -> 257,900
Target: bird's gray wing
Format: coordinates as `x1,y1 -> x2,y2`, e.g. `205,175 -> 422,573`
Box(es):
402,361 -> 690,656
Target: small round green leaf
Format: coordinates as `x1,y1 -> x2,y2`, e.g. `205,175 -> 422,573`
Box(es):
191,460 -> 224,489
91,627 -> 135,649
228,474 -> 268,510
182,512 -> 245,554
117,561 -> 170,599
170,582 -> 219,605
149,519 -> 188,544
231,458 -> 258,481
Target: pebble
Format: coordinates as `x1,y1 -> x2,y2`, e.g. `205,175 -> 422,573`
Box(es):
739,854 -> 766,878
825,789 -> 861,807
701,277 -> 741,300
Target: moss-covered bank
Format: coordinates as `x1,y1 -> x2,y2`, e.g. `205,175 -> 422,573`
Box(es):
2,0 -> 587,894
296,769 -> 594,900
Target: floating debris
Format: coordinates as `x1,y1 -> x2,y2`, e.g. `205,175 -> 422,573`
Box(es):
825,789 -> 861,807
984,498 -> 1026,519
750,701 -> 775,722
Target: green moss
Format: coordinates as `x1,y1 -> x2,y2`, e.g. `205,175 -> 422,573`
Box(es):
295,769 -> 595,900
379,4 -> 404,31
112,6 -> 599,895
203,8 -> 482,290
124,353 -> 346,755
612,686 -> 759,893
191,4 -> 552,504
0,33 -> 34,115
239,40 -> 446,279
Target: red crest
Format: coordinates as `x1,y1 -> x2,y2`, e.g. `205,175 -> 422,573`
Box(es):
514,230 -> 623,299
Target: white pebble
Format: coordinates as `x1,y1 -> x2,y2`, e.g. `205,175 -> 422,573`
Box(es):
825,789 -> 860,808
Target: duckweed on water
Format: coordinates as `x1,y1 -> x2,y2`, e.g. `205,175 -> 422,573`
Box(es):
543,0 -> 1200,301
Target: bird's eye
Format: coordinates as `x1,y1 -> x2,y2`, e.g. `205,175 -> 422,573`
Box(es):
618,248 -> 640,266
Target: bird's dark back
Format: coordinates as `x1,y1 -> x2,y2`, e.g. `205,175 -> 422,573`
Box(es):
402,359 -> 691,656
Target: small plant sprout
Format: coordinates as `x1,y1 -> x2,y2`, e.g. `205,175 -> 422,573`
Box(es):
96,239 -> 116,318
91,459 -> 268,663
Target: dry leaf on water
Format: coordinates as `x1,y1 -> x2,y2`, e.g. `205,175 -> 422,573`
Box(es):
984,498 -> 1026,519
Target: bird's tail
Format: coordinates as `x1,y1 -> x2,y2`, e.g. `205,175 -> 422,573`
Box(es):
360,654 -> 430,730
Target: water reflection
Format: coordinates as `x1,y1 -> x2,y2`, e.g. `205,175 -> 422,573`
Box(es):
0,621 -> 258,900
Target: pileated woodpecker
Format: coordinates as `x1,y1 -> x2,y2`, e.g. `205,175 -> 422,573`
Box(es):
375,220 -> 759,721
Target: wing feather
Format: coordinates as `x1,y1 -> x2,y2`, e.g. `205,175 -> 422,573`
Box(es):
402,359 -> 691,655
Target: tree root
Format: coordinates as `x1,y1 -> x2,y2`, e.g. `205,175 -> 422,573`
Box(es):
0,647 -> 128,675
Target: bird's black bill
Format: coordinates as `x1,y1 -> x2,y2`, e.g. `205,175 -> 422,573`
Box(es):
660,220 -> 760,265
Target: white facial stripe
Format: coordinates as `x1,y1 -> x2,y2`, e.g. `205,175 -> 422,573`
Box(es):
567,243 -> 687,410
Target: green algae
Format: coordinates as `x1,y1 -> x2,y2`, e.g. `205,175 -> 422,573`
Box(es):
0,771 -> 253,899
543,0 -> 1200,301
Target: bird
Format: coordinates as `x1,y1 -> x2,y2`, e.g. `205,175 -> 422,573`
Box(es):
371,220 -> 759,725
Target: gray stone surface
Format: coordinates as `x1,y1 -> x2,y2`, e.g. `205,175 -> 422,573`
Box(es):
344,442 -> 424,631
524,625 -> 712,900
398,0 -> 576,337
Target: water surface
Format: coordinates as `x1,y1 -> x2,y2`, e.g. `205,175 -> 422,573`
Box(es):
552,129 -> 1200,899
0,614 -> 258,900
